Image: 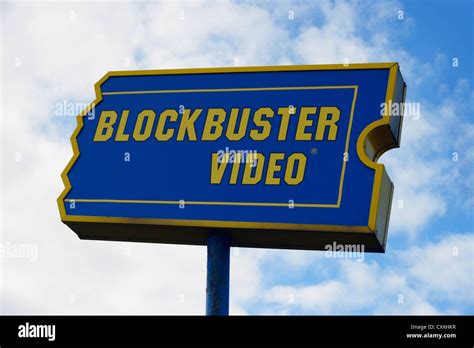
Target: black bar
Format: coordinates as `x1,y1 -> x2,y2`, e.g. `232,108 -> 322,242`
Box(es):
0,315 -> 472,346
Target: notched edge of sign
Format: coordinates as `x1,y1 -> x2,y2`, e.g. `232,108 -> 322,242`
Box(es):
356,63 -> 406,251
57,63 -> 405,253
56,72 -> 110,222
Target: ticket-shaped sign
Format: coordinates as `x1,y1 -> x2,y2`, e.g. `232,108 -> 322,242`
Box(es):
58,63 -> 406,252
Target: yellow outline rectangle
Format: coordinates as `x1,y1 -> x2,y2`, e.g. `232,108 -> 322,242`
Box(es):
67,85 -> 358,208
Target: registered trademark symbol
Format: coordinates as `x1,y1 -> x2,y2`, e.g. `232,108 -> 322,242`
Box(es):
310,148 -> 318,155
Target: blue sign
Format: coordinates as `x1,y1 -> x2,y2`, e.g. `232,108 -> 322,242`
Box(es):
58,63 -> 405,252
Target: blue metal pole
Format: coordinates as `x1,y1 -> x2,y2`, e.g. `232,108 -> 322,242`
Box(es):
206,232 -> 230,316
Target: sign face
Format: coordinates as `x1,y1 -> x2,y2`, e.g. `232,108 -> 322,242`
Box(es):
58,63 -> 405,252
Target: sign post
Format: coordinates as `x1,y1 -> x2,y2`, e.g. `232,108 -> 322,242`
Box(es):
58,63 -> 406,314
206,232 -> 230,316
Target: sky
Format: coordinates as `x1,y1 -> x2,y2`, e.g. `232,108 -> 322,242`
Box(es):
0,0 -> 473,315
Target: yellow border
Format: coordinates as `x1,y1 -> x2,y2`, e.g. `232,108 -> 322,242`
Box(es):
356,63 -> 399,231
101,85 -> 355,95
65,85 -> 357,208
58,63 -> 399,233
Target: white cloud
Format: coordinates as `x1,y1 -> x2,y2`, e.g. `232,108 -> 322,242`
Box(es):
264,281 -> 344,314
257,233 -> 473,314
398,233 -> 474,305
0,0 -> 472,316
141,1 -> 291,68
384,77 -> 474,236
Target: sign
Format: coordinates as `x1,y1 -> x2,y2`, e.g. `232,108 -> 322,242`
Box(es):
58,63 -> 406,252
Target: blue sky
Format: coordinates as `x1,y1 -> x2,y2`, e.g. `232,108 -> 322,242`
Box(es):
0,0 -> 473,315
404,0 -> 473,76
